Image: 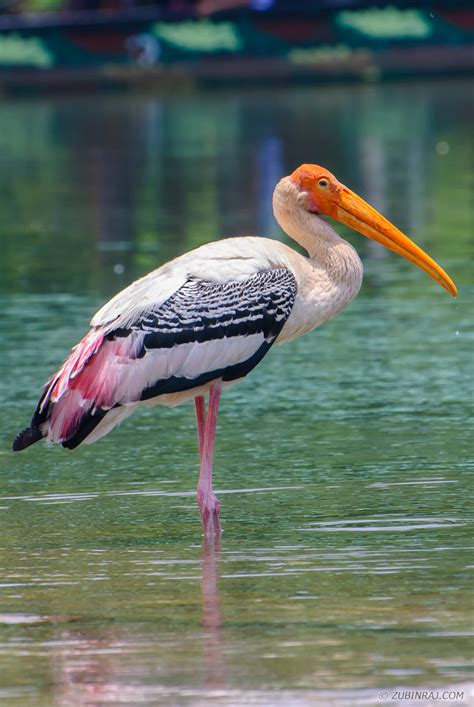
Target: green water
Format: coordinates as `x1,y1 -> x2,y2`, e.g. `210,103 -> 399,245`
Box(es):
0,80 -> 472,706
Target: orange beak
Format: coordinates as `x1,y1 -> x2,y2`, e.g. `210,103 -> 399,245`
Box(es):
332,186 -> 457,297
292,165 -> 457,298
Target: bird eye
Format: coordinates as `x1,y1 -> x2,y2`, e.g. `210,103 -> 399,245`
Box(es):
318,178 -> 329,188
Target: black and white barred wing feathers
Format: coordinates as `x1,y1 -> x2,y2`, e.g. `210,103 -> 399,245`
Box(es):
115,268 -> 298,401
20,267 -> 297,450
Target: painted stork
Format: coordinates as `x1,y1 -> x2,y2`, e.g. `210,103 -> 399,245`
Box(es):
13,165 -> 457,535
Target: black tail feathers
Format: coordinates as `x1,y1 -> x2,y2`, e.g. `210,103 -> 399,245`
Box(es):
12,426 -> 43,452
12,406 -> 109,452
13,382 -> 50,452
61,407 -> 108,450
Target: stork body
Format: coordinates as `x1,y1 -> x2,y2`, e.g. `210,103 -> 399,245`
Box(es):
13,166 -> 456,535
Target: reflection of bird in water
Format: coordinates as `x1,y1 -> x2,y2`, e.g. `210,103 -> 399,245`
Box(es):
13,165 -> 456,535
51,540 -> 224,704
201,535 -> 224,689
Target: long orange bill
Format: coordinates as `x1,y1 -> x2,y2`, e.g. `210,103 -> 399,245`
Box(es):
335,187 -> 457,298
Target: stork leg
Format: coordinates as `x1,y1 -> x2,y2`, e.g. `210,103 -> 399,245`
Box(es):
194,395 -> 206,461
196,383 -> 222,536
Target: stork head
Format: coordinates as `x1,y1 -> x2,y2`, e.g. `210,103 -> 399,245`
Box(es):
290,164 -> 457,297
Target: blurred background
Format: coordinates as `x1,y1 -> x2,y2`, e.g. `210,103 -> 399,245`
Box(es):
0,2 -> 473,706
0,0 -> 472,90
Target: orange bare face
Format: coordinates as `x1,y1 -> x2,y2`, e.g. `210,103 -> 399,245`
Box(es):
291,164 -> 457,297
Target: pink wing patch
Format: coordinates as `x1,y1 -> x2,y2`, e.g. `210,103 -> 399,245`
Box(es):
39,329 -> 104,413
41,329 -> 142,442
52,330 -> 105,401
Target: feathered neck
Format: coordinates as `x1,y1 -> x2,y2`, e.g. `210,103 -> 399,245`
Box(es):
272,176 -> 362,282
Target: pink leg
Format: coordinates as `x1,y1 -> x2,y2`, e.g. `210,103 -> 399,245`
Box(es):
194,395 -> 206,460
197,383 -> 222,536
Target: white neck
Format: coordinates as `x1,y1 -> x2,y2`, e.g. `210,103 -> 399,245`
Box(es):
272,176 -> 363,287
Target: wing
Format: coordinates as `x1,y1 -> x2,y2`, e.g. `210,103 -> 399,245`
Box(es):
14,268 -> 297,451
108,268 -> 297,401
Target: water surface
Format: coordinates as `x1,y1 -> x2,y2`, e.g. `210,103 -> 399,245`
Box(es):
0,79 -> 472,705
